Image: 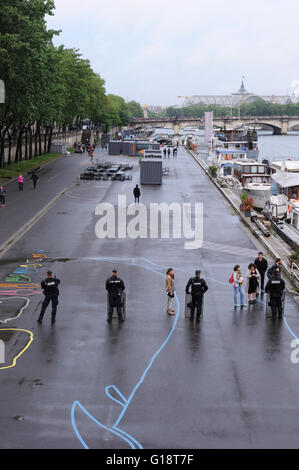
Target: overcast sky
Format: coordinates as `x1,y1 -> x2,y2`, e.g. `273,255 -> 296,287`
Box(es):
47,0 -> 299,106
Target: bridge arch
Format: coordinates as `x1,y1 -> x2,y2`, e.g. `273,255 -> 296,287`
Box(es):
239,121 -> 282,135
288,120 -> 299,131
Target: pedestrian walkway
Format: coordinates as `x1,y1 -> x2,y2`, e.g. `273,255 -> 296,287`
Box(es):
0,153 -> 91,248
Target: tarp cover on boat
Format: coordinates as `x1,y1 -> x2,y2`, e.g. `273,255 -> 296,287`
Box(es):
271,171 -> 299,188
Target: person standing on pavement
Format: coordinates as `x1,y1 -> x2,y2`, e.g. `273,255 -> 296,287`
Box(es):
267,258 -> 282,280
133,184 -> 141,204
185,270 -> 208,322
163,148 -> 167,158
38,270 -> 60,324
31,171 -> 39,189
265,270 -> 285,321
0,186 -> 6,207
18,174 -> 24,191
167,147 -> 171,158
106,269 -> 125,322
166,268 -> 176,315
232,265 -> 246,308
246,263 -> 260,304
254,252 -> 268,295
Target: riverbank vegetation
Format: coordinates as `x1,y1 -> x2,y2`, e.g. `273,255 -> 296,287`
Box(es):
0,0 -> 143,168
0,153 -> 61,184
164,100 -> 299,119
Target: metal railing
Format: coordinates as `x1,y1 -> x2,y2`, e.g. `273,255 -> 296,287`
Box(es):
291,261 -> 299,283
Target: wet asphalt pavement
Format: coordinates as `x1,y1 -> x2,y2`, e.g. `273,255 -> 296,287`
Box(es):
0,147 -> 299,449
0,153 -> 92,246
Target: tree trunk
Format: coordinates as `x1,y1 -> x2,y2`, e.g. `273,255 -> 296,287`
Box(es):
48,126 -> 53,153
29,127 -> 33,159
34,123 -> 38,157
25,128 -> 28,160
38,121 -> 42,155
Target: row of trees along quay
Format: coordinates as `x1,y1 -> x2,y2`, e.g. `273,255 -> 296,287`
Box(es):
0,0 -> 144,169
160,101 -> 299,119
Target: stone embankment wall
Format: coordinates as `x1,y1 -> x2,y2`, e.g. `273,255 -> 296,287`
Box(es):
3,130 -> 83,164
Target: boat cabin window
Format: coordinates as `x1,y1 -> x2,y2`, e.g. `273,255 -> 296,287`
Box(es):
258,166 -> 265,173
223,167 -> 232,177
251,166 -> 257,174
244,166 -> 251,173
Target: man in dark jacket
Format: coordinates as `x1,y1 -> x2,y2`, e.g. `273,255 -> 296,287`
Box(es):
133,184 -> 141,204
31,171 -> 39,189
267,258 -> 282,280
185,270 -> 208,322
38,270 -> 60,324
254,252 -> 268,293
106,269 -> 125,322
265,270 -> 285,320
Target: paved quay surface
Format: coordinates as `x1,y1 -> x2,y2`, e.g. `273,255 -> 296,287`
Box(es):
0,153 -> 92,247
0,147 -> 298,449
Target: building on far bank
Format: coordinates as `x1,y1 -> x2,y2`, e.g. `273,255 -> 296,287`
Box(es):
178,79 -> 298,108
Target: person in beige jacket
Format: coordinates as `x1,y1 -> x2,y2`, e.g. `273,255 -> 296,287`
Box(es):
166,268 -> 176,315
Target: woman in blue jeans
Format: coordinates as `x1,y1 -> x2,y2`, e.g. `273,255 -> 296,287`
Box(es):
233,265 -> 247,307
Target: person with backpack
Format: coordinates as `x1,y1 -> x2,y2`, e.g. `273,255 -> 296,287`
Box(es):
185,270 -> 208,322
0,186 -> 6,207
230,265 -> 246,308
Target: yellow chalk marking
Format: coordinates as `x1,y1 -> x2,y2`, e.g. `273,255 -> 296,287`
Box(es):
0,329 -> 34,370
20,264 -> 42,268
0,283 -> 39,289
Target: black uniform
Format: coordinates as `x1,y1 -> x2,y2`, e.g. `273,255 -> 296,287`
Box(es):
185,277 -> 208,320
254,257 -> 268,291
38,277 -> 60,322
265,277 -> 285,319
106,275 -> 125,320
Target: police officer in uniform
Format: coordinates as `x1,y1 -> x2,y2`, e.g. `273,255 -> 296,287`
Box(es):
265,270 -> 285,321
106,269 -> 125,322
38,270 -> 60,324
185,270 -> 208,322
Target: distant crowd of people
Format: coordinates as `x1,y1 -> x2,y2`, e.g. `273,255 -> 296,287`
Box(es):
162,146 -> 177,158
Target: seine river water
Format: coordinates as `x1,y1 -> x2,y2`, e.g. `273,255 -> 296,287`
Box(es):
258,131 -> 299,162
154,128 -> 299,162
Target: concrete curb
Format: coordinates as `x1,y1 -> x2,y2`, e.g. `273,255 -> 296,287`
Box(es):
188,148 -> 298,290
0,187 -> 68,259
